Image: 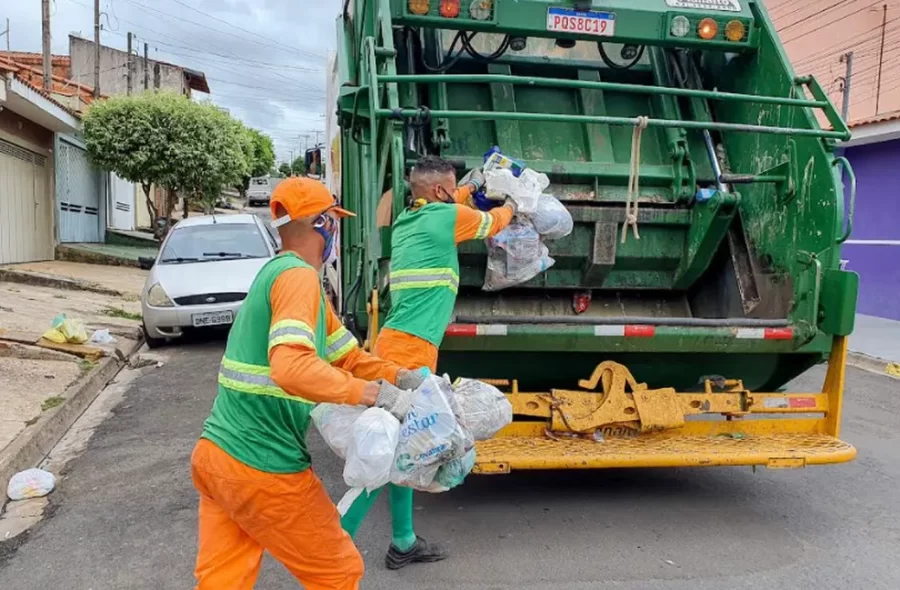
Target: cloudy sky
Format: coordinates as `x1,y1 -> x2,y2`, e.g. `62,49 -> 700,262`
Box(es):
6,0 -> 340,163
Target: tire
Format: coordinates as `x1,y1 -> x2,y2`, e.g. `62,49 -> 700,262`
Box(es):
142,322 -> 166,349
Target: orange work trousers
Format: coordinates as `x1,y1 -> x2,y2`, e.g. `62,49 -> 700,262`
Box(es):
190,439 -> 363,590
374,328 -> 438,372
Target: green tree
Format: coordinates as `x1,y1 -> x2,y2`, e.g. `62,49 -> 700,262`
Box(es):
278,162 -> 293,177
291,155 -> 306,176
235,128 -> 276,199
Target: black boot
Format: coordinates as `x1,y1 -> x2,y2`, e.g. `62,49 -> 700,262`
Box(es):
385,536 -> 449,570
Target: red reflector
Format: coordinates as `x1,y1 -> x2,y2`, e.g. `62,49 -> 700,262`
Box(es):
764,328 -> 793,340
439,0 -> 460,17
789,397 -> 817,409
624,325 -> 655,338
445,323 -> 477,337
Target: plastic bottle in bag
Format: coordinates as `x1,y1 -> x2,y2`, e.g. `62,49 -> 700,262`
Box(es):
531,194 -> 574,240
452,379 -> 513,440
483,219 -> 555,291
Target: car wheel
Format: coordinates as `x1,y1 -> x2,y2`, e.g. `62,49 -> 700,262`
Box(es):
142,322 -> 166,349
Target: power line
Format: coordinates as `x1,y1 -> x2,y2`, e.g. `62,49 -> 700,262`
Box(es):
776,0 -> 851,32
780,2 -> 889,45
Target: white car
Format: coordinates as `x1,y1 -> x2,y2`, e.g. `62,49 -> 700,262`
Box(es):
140,214 -> 278,347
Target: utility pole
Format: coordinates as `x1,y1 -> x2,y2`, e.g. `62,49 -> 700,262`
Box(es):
839,51 -> 854,121
93,0 -> 101,98
41,0 -> 52,91
126,32 -> 133,95
875,3 -> 888,115
143,42 -> 149,90
153,62 -> 160,89
1,18 -> 10,54
289,150 -> 295,175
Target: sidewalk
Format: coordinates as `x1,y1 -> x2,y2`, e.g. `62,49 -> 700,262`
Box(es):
0,261 -> 147,491
848,314 -> 900,377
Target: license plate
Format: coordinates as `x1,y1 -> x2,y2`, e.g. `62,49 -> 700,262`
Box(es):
192,310 -> 234,327
546,7 -> 615,37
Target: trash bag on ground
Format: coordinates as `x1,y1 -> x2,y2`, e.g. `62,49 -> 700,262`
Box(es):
42,314 -> 88,345
483,168 -> 549,214
7,468 -> 56,500
483,219 -> 555,291
343,407 -> 400,491
89,329 -> 117,345
452,378 -> 513,440
391,374 -> 474,492
531,194 -> 574,240
311,403 -> 367,460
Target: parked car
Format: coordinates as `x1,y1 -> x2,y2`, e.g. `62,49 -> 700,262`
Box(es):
139,214 -> 278,347
247,176 -> 278,207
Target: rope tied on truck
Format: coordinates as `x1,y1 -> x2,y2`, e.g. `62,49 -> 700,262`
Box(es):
622,115 -> 649,244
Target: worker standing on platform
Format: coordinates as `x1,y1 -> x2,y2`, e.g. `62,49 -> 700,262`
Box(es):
341,155 -> 518,569
190,177 -> 426,590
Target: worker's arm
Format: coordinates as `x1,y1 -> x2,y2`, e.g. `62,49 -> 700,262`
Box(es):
267,268 -> 370,405
453,202 -> 515,243
454,184 -> 474,205
323,300 -> 401,383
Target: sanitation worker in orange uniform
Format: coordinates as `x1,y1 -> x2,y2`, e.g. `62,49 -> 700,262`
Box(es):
340,155 -> 517,568
190,177 -> 426,589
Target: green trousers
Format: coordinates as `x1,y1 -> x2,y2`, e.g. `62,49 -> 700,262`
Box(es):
340,483 -> 417,551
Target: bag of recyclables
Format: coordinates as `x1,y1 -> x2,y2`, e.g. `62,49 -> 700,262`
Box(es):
483,219 -> 555,291
483,168 -> 549,214
311,403 -> 366,460
390,374 -> 474,492
343,407 -> 400,491
452,378 -> 513,441
531,194 -> 574,240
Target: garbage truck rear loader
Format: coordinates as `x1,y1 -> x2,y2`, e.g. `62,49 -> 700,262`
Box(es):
335,0 -> 860,473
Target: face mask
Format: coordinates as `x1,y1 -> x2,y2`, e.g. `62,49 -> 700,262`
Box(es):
313,214 -> 337,264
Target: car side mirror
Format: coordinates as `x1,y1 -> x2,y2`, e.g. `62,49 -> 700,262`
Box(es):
138,256 -> 156,270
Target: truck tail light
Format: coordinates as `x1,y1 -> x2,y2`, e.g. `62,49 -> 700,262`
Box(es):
440,0 -> 460,17
409,0 -> 430,15
698,18 -> 718,40
725,20 -> 746,42
469,0 -> 492,20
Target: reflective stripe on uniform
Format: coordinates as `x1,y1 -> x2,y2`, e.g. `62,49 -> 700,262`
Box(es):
325,326 -> 357,364
217,357 -> 315,405
473,211 -> 493,239
268,319 -> 316,351
389,268 -> 460,294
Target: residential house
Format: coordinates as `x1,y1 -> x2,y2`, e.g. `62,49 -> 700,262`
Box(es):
770,1 -> 900,322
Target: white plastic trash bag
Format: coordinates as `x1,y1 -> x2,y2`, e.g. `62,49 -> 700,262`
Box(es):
311,403 -> 366,460
452,379 -> 513,440
483,219 -> 555,291
391,374 -> 474,491
483,168 -> 549,214
531,194 -> 574,240
89,329 -> 117,345
343,407 -> 400,491
7,468 -> 56,500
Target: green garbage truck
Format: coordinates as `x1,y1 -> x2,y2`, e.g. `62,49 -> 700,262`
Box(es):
332,0 -> 859,473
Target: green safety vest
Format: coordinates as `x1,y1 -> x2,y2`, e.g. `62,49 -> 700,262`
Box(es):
201,252 -> 350,474
384,202 -> 490,347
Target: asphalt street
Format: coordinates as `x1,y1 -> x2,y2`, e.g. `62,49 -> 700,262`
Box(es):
0,338 -> 898,589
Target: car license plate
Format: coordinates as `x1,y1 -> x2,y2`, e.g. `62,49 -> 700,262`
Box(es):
192,310 -> 234,327
546,7 -> 615,37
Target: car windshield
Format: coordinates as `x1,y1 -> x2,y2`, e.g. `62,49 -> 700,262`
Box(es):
159,223 -> 269,264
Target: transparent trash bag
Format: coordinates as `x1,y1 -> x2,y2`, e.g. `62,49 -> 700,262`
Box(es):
311,403 -> 366,460
452,378 -> 513,441
390,374 -> 474,492
531,194 -> 574,240
7,468 -> 56,500
483,168 -> 549,214
343,407 -> 400,491
483,219 -> 555,291
418,449 -> 477,493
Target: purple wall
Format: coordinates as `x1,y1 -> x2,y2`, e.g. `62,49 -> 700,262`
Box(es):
840,138 -> 900,320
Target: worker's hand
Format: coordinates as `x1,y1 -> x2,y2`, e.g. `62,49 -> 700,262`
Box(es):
360,381 -> 380,406
503,197 -> 518,216
374,379 -> 416,420
396,367 -> 430,391
460,168 -> 486,193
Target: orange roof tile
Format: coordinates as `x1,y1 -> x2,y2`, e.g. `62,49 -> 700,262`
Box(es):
849,110 -> 900,129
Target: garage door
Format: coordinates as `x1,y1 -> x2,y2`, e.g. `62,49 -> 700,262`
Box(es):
57,139 -> 102,243
0,138 -> 53,264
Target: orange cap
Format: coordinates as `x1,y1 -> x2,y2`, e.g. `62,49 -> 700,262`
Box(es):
270,177 -> 355,222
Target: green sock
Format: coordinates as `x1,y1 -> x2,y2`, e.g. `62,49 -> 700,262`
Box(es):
388,484 -> 417,551
340,487 -> 384,538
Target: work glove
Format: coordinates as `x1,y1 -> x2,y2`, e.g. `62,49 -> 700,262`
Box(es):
460,168 -> 486,193
503,197 -> 518,216
375,379 -> 416,420
396,367 -> 430,391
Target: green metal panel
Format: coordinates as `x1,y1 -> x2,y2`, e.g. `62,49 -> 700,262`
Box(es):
336,0 -> 856,393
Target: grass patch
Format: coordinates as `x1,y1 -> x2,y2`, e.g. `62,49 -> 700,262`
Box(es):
54,294 -> 67,299
41,396 -> 66,411
101,306 -> 142,321
78,359 -> 97,374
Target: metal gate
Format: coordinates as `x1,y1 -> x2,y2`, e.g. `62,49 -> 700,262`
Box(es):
56,137 -> 102,243
0,138 -> 53,263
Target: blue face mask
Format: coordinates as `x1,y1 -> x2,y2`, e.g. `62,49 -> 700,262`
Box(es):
313,214 -> 337,264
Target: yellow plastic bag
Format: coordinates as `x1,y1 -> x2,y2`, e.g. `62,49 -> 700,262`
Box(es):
42,314 -> 88,344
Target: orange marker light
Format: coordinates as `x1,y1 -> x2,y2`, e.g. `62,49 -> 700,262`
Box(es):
725,20 -> 746,42
698,18 -> 718,40
409,0 -> 430,15
440,0 -> 461,17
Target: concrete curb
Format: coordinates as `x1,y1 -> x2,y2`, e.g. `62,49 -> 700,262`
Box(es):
0,338 -> 144,492
847,351 -> 900,380
56,245 -> 143,269
0,268 -> 123,297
